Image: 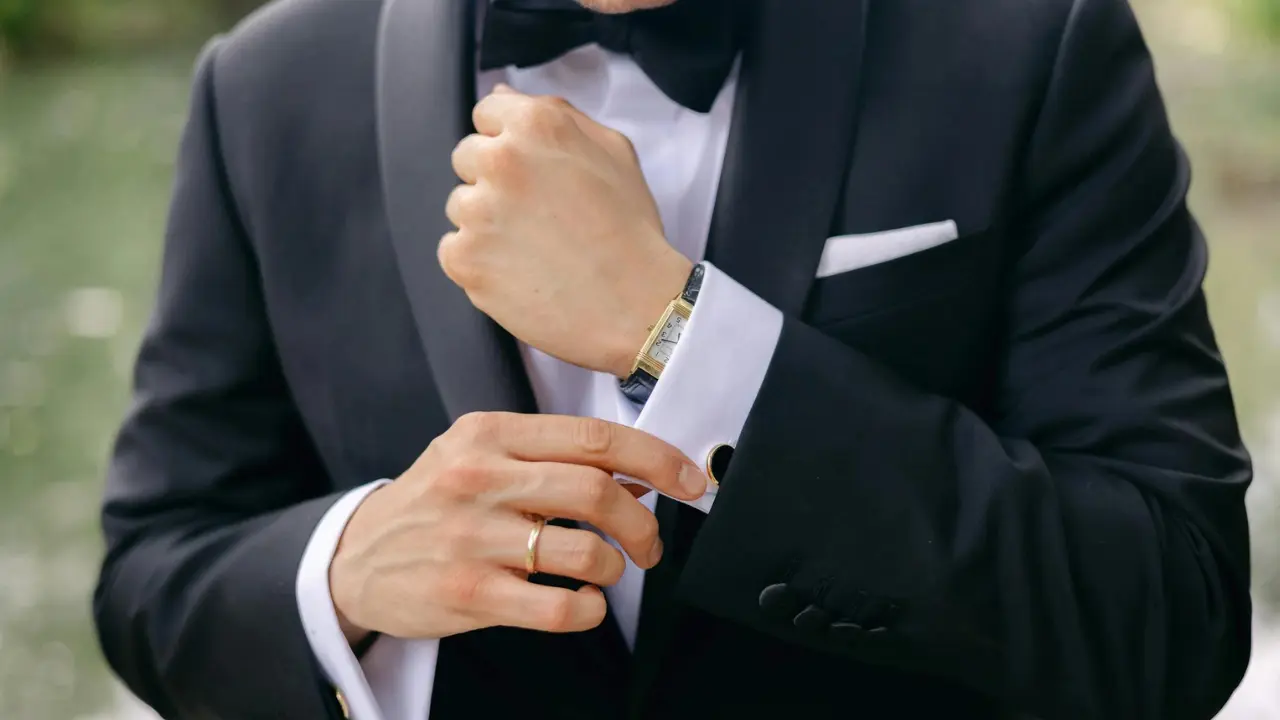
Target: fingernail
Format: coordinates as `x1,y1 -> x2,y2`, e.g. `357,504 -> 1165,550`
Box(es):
649,538 -> 664,567
680,463 -> 708,497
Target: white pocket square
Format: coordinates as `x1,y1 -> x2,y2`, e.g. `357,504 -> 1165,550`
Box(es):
815,220 -> 960,279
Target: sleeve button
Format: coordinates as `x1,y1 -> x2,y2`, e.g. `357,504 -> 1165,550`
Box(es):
758,583 -> 803,620
793,604 -> 833,634
829,621 -> 865,644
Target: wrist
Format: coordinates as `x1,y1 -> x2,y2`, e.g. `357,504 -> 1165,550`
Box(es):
330,563 -> 374,649
610,252 -> 694,379
329,488 -> 384,650
336,609 -> 373,651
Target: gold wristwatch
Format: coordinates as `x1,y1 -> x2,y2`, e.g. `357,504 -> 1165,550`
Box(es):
620,263 -> 705,404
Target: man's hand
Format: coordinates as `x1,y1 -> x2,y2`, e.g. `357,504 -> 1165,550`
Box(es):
329,412 -> 709,646
444,85 -> 693,379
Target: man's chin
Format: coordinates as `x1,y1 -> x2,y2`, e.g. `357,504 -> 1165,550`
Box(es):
575,0 -> 680,13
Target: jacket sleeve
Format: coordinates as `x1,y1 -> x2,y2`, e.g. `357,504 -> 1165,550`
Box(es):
93,40 -> 348,720
675,1 -> 1253,718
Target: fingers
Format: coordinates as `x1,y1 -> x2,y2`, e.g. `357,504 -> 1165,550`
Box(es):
504,463 -> 663,569
472,90 -> 531,137
471,86 -> 635,176
451,133 -> 492,184
473,86 -> 594,141
445,184 -> 487,230
447,569 -> 608,633
477,578 -> 609,634
533,94 -> 620,149
483,413 -> 708,501
490,519 -> 630,586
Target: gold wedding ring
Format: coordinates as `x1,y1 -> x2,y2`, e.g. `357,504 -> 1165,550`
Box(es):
525,516 -> 547,575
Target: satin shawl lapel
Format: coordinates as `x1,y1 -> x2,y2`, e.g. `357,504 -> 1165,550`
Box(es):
376,0 -> 630,699
705,0 -> 870,316
377,0 -> 537,421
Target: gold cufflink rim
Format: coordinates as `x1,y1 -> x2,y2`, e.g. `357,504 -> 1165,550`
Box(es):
706,443 -> 733,487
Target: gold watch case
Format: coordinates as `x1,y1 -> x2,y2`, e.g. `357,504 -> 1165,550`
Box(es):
630,297 -> 694,379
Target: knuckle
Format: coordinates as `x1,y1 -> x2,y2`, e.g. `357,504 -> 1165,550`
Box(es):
455,412 -> 500,443
541,594 -> 578,632
610,129 -> 637,156
631,512 -> 660,548
435,460 -> 491,496
450,139 -> 471,172
485,139 -> 522,177
409,439 -> 444,478
522,100 -> 565,131
444,188 -> 467,224
578,472 -> 615,514
455,411 -> 487,433
563,535 -> 605,576
450,187 -> 489,225
471,98 -> 489,129
599,551 -> 625,586
437,232 -> 476,285
440,566 -> 490,607
572,417 -> 614,456
582,591 -> 607,628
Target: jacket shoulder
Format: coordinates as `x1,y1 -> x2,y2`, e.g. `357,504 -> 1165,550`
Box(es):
207,0 -> 384,117
186,0 -> 387,245
890,0 -> 1078,67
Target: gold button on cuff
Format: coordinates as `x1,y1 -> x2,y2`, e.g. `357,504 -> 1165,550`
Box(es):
335,690 -> 350,718
706,443 -> 734,486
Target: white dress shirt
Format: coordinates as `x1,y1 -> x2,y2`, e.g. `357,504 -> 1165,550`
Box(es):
296,43 -> 785,719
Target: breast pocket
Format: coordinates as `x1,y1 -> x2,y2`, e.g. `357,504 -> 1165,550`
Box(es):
804,224 -> 998,328
803,224 -> 1003,400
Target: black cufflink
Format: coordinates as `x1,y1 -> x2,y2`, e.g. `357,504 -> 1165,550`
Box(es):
758,583 -> 804,620
793,605 -> 833,634
705,443 -> 734,486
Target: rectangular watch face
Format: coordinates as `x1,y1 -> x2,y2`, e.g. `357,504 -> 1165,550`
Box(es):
649,311 -> 688,366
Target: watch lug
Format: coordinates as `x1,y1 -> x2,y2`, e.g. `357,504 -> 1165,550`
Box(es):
636,355 -> 666,378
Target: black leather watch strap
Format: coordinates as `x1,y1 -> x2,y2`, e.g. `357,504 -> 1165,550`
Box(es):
619,369 -> 658,404
682,262 -> 705,304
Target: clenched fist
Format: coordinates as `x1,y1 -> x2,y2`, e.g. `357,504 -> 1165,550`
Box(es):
444,85 -> 693,379
329,413 -> 709,646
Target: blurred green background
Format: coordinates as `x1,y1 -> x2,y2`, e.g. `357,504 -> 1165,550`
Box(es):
0,0 -> 1277,717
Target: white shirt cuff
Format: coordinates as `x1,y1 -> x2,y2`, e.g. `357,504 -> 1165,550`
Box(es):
297,481 -> 441,720
615,261 -> 784,514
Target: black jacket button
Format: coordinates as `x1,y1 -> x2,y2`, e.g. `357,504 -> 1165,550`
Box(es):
857,597 -> 900,632
793,605 -> 832,634
758,583 -> 803,620
829,621 -> 865,644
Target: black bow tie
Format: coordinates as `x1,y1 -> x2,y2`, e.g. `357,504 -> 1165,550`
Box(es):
478,0 -> 741,113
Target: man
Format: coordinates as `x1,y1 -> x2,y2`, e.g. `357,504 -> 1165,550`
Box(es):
93,0 -> 1254,717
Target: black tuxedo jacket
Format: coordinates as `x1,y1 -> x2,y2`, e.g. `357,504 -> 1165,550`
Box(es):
94,0 -> 1253,718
